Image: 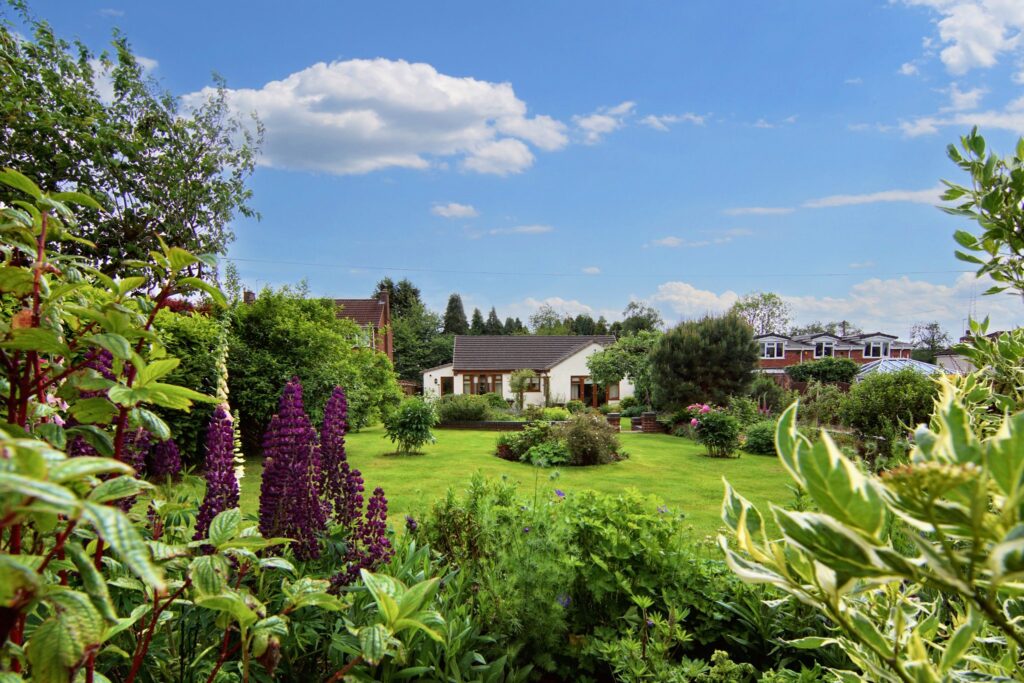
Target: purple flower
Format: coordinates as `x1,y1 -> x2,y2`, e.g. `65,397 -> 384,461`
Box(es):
523,526 -> 531,533
332,486 -> 394,587
194,406 -> 239,541
657,505 -> 668,514
148,438 -> 182,479
404,515 -> 418,533
321,387 -> 364,527
259,378 -> 327,559
113,427 -> 150,511
557,594 -> 571,608
554,489 -> 565,498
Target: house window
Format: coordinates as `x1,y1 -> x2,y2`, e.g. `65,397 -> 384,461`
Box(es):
814,342 -> 834,358
760,342 -> 784,359
864,341 -> 890,358
462,374 -> 502,395
607,383 -> 620,401
524,376 -> 542,392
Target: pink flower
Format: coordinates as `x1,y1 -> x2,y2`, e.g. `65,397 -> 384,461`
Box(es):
690,418 -> 699,427
700,404 -> 711,414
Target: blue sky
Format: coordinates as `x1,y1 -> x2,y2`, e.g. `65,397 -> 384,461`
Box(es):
25,1 -> 1024,336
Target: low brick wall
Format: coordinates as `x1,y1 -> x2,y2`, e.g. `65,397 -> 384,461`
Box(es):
439,420 -> 569,432
606,412 -> 621,432
641,411 -> 662,433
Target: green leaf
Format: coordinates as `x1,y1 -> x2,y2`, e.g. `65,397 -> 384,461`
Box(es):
1,327 -> 68,355
166,247 -> 199,273
195,593 -> 259,628
396,577 -> 439,620
0,266 -> 34,296
257,557 -> 296,574
358,623 -> 390,665
26,618 -> 77,683
68,397 -> 117,425
0,168 -> 42,199
35,422 -> 66,450
131,408 -> 170,441
146,382 -> 219,410
939,608 -> 981,673
177,277 -> 227,307
82,502 -> 164,591
66,543 -> 119,624
0,554 -> 42,605
953,229 -> 978,249
85,333 -> 133,360
208,508 -> 242,547
190,555 -> 227,595
362,571 -> 401,625
88,475 -> 151,503
49,456 -> 132,483
64,425 -> 114,457
0,472 -> 79,507
50,191 -> 102,210
136,358 -> 180,386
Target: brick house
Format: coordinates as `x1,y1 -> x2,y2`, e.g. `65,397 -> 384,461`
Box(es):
754,332 -> 913,375
334,290 -> 393,362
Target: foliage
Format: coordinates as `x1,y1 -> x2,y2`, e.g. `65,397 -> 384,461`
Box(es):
565,399 -> 586,414
0,14 -> 258,276
942,128 -> 1024,295
730,291 -> 791,336
909,321 -> 951,364
692,410 -> 742,458
840,368 -> 937,442
651,314 -> 759,408
748,375 -> 793,415
494,421 -> 554,461
784,357 -> 859,384
470,307 -> 486,334
383,397 -> 438,455
726,395 -> 761,427
619,395 -> 640,411
152,309 -> 225,466
522,440 -> 572,467
530,303 -> 570,335
481,391 -> 508,409
800,380 -> 845,427
789,320 -> 860,337
742,420 -> 776,455
949,318 -> 1024,433
617,301 -> 664,336
227,284 -> 402,446
721,392 -> 1024,681
586,329 -> 660,405
509,368 -> 537,411
541,406 -> 571,421
442,293 -> 470,335
390,300 -> 453,381
436,394 -> 491,422
556,413 -> 623,465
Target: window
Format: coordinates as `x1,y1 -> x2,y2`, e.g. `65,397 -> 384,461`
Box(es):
524,376 -> 542,392
864,341 -> 890,358
462,374 -> 502,396
814,342 -> 834,358
607,383 -> 620,400
760,341 -> 784,359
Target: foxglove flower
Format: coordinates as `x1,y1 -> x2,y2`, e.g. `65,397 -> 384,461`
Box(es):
148,438 -> 182,479
321,386 -> 364,526
194,406 -> 239,541
259,378 -> 327,559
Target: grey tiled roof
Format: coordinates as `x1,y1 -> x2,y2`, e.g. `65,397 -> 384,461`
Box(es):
453,335 -> 616,371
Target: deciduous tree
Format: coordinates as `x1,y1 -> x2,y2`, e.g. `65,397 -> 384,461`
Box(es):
730,292 -> 791,336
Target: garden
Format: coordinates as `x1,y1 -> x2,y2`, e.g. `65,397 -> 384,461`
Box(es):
4,9 -> 1024,680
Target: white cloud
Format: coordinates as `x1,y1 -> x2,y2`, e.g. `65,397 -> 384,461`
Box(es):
649,233 -> 739,248
723,206 -> 795,216
753,118 -> 775,129
752,115 -> 797,129
845,77 -> 864,85
431,202 -> 478,218
900,107 -> 1024,135
943,82 -> 987,110
573,101 -> 636,144
182,58 -> 568,176
901,0 -> 1024,74
801,185 -> 944,208
488,224 -> 554,235
899,62 -> 921,76
90,56 -> 158,103
651,282 -> 740,317
582,266 -> 601,275
640,113 -> 705,131
848,261 -> 875,269
99,8 -> 124,17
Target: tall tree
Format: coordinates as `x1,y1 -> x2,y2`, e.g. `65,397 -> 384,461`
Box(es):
0,16 -> 258,277
910,321 -> 952,363
442,294 -> 469,335
503,317 -> 519,334
595,316 -> 610,335
571,314 -> 597,336
650,314 -> 758,408
620,301 -> 663,336
587,330 -> 661,405
391,301 -> 454,380
484,307 -> 504,335
470,308 -> 486,335
730,292 -> 791,336
374,277 -> 422,319
530,304 -> 571,335
790,320 -> 861,337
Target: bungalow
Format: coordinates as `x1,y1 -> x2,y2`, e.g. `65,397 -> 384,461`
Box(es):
423,335 -> 634,407
334,289 -> 393,362
755,331 -> 913,374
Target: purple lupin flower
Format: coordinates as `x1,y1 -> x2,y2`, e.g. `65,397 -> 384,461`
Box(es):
332,486 -> 394,588
148,438 -> 182,479
321,387 -> 364,526
258,378 -> 327,560
194,406 -> 239,541
68,350 -> 116,458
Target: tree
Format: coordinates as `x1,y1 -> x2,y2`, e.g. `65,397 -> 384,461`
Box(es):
586,330 -> 661,405
595,316 -> 610,335
571,314 -> 597,336
943,128 -> 1024,298
0,16 -> 258,277
730,292 -> 791,336
619,302 -> 663,336
910,321 -> 951,363
790,320 -> 861,336
650,314 -> 758,407
470,308 -> 486,335
509,369 -> 537,412
391,301 -> 454,381
530,304 -> 571,335
383,398 -> 438,455
375,277 -> 422,319
484,307 -> 504,335
442,293 -> 469,335
503,317 -> 522,334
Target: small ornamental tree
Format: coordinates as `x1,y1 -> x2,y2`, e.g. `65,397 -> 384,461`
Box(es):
509,369 -> 537,412
193,405 -> 239,541
259,377 -> 328,559
650,314 -> 758,408
586,330 -> 660,405
383,397 -> 438,455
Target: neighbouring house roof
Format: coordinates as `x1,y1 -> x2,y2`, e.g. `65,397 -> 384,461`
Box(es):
335,298 -> 387,327
453,335 -> 616,372
856,358 -> 944,379
423,362 -> 454,373
756,332 -> 912,350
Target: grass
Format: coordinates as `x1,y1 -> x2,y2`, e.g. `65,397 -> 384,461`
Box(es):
232,425 -> 793,539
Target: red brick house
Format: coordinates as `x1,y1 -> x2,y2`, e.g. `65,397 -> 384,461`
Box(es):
755,331 -> 912,374
335,290 -> 393,362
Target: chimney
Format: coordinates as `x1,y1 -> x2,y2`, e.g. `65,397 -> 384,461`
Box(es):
378,287 -> 389,306
243,290 -> 255,305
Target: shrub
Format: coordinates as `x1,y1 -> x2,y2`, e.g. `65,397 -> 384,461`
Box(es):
436,393 -> 491,422
840,368 -> 937,441
743,420 -> 777,455
726,395 -> 760,426
556,413 -> 622,465
693,410 -> 742,458
494,420 -> 554,460
748,374 -> 793,414
619,396 -> 639,411
509,368 -> 537,412
801,379 -> 845,426
384,397 -> 438,454
785,357 -> 859,384
541,406 -> 571,421
566,399 -> 587,414
522,440 -> 571,467
481,391 -> 508,409
621,404 -> 644,418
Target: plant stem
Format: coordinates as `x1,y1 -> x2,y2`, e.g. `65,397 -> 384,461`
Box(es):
325,655 -> 364,683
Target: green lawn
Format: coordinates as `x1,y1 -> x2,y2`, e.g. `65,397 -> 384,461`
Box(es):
234,425 -> 792,538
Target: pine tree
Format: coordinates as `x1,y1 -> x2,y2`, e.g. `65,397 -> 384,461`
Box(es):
442,293 -> 469,335
485,307 -> 504,334
470,308 -> 486,335
503,317 -> 518,334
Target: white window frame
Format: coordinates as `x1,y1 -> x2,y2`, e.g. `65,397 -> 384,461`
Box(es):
760,341 -> 785,359
864,341 -> 890,359
814,341 -> 834,358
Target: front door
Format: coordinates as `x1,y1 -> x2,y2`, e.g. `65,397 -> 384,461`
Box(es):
440,377 -> 454,396
571,376 -> 606,407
